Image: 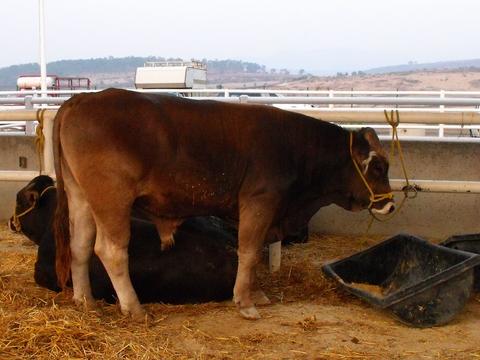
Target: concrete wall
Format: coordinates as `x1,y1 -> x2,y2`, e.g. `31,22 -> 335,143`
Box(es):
0,135 -> 479,239
310,140 -> 480,239
0,136 -> 40,221
0,135 -> 40,171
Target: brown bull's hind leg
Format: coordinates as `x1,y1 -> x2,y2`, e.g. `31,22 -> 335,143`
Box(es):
93,210 -> 146,322
64,179 -> 97,311
234,197 -> 278,320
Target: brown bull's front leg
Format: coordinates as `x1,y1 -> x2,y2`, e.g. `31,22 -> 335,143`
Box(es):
234,196 -> 278,320
251,278 -> 271,306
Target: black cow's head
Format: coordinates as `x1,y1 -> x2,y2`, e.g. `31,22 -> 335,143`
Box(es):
8,175 -> 56,245
342,127 -> 395,215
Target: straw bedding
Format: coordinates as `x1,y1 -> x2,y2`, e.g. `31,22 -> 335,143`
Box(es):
1,225 -> 479,359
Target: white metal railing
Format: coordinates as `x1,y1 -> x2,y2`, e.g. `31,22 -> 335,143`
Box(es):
3,88 -> 480,109
4,88 -> 480,96
3,88 -> 480,139
3,96 -> 480,107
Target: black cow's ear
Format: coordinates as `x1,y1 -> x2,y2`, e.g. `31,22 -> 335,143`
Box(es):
24,190 -> 39,206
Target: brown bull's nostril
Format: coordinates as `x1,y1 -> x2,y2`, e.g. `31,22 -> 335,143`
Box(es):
389,204 -> 395,214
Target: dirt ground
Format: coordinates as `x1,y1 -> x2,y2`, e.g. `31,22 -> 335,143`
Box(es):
1,225 -> 480,359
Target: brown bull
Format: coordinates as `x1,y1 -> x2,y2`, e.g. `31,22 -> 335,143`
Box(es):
53,88 -> 394,320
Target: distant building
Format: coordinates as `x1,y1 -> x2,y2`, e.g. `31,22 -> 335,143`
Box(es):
17,75 -> 92,91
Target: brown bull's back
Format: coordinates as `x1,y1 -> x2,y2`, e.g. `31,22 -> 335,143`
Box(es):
57,88 -> 344,218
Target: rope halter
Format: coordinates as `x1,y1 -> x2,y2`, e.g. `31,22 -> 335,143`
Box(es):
10,185 -> 56,232
349,131 -> 394,210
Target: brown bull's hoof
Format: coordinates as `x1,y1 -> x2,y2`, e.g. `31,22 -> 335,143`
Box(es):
73,296 -> 103,316
131,310 -> 153,325
239,306 -> 261,320
252,290 -> 271,306
121,305 -> 151,324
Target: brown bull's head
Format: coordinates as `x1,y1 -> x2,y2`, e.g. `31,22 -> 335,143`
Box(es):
344,127 -> 395,214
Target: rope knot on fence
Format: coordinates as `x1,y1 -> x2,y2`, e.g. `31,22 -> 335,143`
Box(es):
34,109 -> 46,175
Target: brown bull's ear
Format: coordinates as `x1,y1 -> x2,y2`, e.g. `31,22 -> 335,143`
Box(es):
357,127 -> 386,155
359,127 -> 380,147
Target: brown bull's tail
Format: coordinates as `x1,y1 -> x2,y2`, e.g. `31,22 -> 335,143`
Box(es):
53,106 -> 71,289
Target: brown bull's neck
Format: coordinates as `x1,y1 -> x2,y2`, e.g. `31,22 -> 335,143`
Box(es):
307,124 -> 351,190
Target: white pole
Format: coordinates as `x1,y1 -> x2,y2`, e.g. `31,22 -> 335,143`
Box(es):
390,179 -> 480,194
269,241 -> 282,273
38,0 -> 47,95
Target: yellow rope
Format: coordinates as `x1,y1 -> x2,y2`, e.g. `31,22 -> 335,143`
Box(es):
384,110 -> 410,189
365,111 -> 417,231
11,185 -> 56,232
34,109 -> 46,175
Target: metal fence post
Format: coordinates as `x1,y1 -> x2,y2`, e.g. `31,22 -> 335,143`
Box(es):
24,96 -> 33,109
24,96 -> 36,135
439,90 -> 445,137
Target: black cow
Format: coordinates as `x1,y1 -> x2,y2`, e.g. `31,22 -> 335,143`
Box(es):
11,176 -> 307,303
9,176 -> 239,304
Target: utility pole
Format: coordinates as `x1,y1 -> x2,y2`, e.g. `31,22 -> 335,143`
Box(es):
39,0 -> 47,95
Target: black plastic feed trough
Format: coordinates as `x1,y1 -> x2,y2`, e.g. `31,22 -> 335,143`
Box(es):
441,233 -> 480,290
322,234 -> 480,327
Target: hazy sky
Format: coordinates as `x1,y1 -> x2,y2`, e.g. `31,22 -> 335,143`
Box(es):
2,0 -> 480,74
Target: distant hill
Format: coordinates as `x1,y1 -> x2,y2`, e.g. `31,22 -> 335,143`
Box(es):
7,56 -> 480,91
0,56 -> 273,90
366,59 -> 480,74
273,69 -> 480,91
